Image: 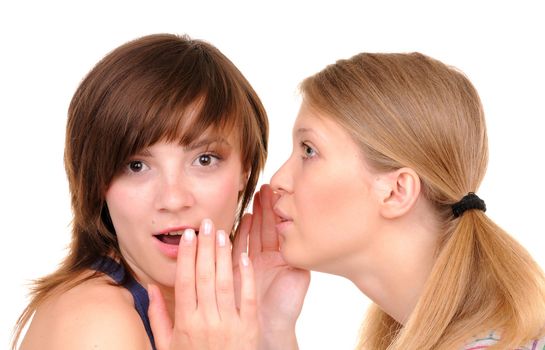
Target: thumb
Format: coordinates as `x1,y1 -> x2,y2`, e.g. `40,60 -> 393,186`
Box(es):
148,284 -> 173,350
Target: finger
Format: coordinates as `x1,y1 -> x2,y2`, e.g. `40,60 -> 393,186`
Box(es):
259,184 -> 279,251
148,284 -> 173,350
248,192 -> 262,257
174,228 -> 197,319
215,229 -> 236,320
196,218 -> 219,318
232,213 -> 252,268
231,216 -> 250,310
238,253 -> 257,322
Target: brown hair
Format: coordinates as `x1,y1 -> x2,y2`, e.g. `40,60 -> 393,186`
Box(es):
301,52 -> 545,349
12,33 -> 268,348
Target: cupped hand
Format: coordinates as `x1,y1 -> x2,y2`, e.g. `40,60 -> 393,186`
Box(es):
233,185 -> 311,350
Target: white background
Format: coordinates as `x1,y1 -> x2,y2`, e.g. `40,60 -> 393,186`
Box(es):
1,1 -> 544,349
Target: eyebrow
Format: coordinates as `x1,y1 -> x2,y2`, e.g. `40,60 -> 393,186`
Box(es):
184,137 -> 231,151
295,127 -> 315,135
295,126 -> 329,145
132,137 -> 231,158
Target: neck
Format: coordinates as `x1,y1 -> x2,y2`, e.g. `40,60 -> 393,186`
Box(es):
117,254 -> 177,322
344,206 -> 439,324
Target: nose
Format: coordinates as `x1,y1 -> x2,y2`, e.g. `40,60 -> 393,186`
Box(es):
270,157 -> 293,195
155,172 -> 195,212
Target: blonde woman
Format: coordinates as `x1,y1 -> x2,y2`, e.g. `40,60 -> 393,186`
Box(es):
268,53 -> 545,349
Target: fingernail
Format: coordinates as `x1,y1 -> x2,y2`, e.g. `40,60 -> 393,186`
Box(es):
183,228 -> 195,242
217,230 -> 226,247
202,219 -> 212,235
241,252 -> 249,267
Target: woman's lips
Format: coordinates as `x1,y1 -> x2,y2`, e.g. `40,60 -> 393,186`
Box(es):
155,234 -> 182,245
273,205 -> 292,222
275,220 -> 293,235
153,227 -> 198,259
153,236 -> 180,259
273,206 -> 293,235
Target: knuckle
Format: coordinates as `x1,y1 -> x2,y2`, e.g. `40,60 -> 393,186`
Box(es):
216,278 -> 233,294
202,319 -> 223,337
197,271 -> 213,284
174,321 -> 197,338
177,327 -> 193,339
176,275 -> 194,289
177,315 -> 206,332
243,295 -> 258,308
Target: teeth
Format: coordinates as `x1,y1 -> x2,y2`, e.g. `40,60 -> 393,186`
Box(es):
165,231 -> 184,236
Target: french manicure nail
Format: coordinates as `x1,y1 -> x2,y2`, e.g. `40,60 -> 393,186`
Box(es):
241,252 -> 249,267
183,228 -> 195,242
217,230 -> 226,247
202,219 -> 212,235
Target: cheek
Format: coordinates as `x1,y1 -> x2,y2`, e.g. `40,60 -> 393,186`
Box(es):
291,169 -> 373,266
296,173 -> 363,234
105,181 -> 150,231
193,168 -> 243,231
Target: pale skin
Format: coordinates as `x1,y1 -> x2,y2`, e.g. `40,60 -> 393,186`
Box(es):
148,219 -> 259,349
20,134 -> 309,349
270,102 -> 440,324
148,186 -> 310,350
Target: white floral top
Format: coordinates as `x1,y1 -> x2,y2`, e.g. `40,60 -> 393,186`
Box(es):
463,331 -> 545,349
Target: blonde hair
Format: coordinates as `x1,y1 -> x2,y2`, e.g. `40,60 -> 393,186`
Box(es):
12,34 -> 268,349
300,52 -> 545,349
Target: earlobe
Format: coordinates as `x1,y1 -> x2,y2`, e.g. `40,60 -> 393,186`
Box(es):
378,168 -> 421,219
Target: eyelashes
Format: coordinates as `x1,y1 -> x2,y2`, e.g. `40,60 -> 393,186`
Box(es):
125,160 -> 149,174
300,141 -> 317,160
123,151 -> 224,175
191,153 -> 222,168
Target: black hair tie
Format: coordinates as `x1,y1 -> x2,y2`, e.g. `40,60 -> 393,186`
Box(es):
452,192 -> 486,218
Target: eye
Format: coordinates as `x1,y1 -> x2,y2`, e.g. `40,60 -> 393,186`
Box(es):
126,160 -> 149,173
193,153 -> 221,167
300,142 -> 317,159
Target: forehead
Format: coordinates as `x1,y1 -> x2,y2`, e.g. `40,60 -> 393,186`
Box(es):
157,99 -> 241,150
294,102 -> 373,166
293,103 -> 346,141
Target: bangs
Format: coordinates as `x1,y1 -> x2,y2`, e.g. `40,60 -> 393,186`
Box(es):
94,36 -> 249,175
65,34 -> 268,238
122,90 -> 242,160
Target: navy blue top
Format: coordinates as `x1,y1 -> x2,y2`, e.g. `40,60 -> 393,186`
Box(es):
92,257 -> 156,350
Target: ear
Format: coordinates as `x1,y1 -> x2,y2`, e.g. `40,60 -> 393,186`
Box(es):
376,167 -> 421,219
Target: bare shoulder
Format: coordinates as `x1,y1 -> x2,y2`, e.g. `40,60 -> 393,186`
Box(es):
20,273 -> 151,350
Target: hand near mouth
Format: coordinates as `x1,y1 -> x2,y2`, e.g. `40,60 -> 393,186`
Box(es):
232,184 -> 311,350
148,218 -> 259,349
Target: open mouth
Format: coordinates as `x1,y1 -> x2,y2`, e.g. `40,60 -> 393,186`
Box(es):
154,230 -> 199,245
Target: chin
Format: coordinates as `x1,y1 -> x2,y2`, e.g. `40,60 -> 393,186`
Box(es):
280,244 -> 312,270
151,268 -> 177,289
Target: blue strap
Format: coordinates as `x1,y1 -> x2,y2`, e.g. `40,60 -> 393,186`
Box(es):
92,257 -> 157,350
